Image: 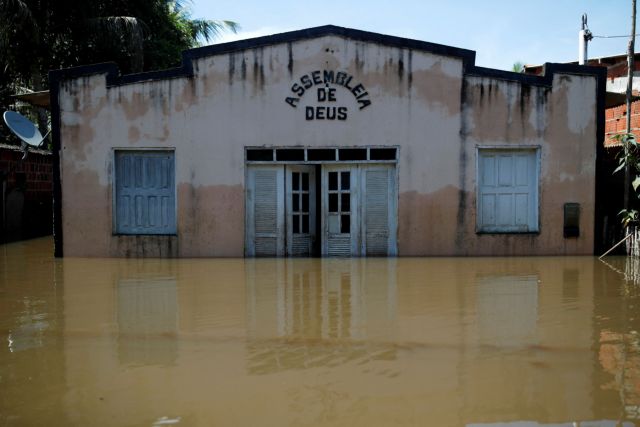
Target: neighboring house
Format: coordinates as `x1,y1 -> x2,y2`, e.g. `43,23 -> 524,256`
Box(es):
49,25 -> 606,258
0,143 -> 53,243
525,53 -> 640,147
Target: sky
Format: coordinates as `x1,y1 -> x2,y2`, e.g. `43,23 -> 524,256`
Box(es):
191,0 -> 638,71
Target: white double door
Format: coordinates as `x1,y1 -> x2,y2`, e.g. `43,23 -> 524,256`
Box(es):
246,164 -> 396,257
321,164 -> 396,257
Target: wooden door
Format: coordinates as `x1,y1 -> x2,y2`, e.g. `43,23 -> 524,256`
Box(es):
245,165 -> 285,256
286,165 -> 316,256
360,165 -> 397,256
321,165 -> 360,257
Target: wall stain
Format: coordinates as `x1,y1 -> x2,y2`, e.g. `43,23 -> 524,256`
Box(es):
464,77 -> 550,142
407,50 -> 413,94
177,183 -> 244,257
456,77 -> 469,251
252,48 -> 266,93
115,235 -> 179,258
128,126 -> 140,142
175,78 -> 196,112
229,53 -> 235,85
241,56 -> 247,81
287,42 -> 294,76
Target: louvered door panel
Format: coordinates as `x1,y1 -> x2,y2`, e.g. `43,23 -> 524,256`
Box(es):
246,166 -> 285,256
327,236 -> 351,257
361,165 -> 396,256
364,169 -> 390,256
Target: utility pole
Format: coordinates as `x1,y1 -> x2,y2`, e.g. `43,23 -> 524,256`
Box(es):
579,14 -> 593,65
625,0 -> 637,210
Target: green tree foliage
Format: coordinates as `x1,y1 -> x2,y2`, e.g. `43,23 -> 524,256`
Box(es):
0,0 -> 237,142
613,133 -> 640,226
512,61 -> 525,73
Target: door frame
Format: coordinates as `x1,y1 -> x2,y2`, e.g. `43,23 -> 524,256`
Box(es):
244,147 -> 399,257
245,165 -> 285,257
321,164 -> 361,257
285,164 -> 317,256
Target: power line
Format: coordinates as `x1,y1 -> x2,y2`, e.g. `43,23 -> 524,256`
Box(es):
594,34 -> 640,38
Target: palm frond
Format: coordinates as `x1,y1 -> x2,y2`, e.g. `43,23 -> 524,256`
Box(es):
190,19 -> 239,43
0,0 -> 35,23
88,16 -> 146,71
89,16 -> 146,48
0,0 -> 37,47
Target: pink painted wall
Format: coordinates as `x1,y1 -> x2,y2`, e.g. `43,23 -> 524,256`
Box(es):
55,32 -> 600,257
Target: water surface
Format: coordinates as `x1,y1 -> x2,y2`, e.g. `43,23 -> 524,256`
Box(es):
1,238 -> 639,426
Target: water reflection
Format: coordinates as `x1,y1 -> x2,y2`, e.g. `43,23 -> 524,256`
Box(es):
476,274 -> 538,347
245,258 -> 397,374
6,298 -> 50,353
1,239 -> 640,426
597,256 -> 640,423
117,277 -> 178,366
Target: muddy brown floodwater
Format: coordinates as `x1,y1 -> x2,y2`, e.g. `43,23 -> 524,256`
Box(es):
1,238 -> 639,426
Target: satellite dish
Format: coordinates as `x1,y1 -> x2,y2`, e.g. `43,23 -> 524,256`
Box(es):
3,111 -> 50,160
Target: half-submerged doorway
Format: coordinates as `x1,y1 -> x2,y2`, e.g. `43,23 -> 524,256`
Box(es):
245,147 -> 398,257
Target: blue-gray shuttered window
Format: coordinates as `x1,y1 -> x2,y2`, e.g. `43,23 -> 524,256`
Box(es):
114,150 -> 176,235
477,149 -> 538,233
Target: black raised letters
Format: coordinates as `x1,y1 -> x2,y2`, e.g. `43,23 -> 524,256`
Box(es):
286,69 -> 372,118
305,106 -> 314,120
291,83 -> 304,97
305,106 -> 348,120
317,88 -> 337,102
312,70 -> 322,84
300,75 -> 313,89
357,99 -> 372,110
323,70 -> 334,84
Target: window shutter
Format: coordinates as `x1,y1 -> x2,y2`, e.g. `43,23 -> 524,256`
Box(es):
115,151 -> 175,235
478,150 -> 537,233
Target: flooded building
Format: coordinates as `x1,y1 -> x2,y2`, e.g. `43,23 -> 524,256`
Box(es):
49,25 -> 606,257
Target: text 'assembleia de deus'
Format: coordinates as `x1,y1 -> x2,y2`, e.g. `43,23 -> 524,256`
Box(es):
285,69 -> 372,120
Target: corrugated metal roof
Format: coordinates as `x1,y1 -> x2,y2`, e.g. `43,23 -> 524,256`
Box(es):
12,91 -> 50,109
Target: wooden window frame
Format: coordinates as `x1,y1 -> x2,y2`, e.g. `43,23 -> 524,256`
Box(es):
475,146 -> 541,234
245,146 -> 399,165
112,148 -> 177,236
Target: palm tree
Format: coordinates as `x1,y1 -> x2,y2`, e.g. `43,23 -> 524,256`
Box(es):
0,0 -> 237,141
0,1 -> 237,93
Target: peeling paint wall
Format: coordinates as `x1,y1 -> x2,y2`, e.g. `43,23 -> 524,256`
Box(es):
446,74 -> 597,256
55,32 -> 600,257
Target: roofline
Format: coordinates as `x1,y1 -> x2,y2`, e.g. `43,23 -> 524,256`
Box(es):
49,25 -> 478,85
49,24 -> 606,89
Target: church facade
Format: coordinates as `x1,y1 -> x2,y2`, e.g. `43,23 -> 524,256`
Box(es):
49,26 -> 606,257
